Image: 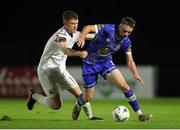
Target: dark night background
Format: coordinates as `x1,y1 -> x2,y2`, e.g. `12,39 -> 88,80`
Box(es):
0,1 -> 180,97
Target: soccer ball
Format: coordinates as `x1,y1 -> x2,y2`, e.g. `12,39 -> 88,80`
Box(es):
112,105 -> 130,122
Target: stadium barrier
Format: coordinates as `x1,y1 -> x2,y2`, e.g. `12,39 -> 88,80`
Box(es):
0,66 -> 158,99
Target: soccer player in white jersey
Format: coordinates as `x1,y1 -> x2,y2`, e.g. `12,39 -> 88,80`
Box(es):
27,10 -> 103,121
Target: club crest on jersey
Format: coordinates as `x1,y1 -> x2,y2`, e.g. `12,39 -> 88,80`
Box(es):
98,47 -> 111,57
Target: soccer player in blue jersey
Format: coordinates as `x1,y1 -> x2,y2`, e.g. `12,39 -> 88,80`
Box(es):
72,17 -> 152,121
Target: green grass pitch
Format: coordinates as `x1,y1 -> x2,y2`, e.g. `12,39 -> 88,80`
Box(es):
0,98 -> 180,129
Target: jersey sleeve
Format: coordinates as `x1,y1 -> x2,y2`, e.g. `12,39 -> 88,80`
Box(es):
97,24 -> 105,30
95,24 -> 114,37
121,38 -> 132,54
125,45 -> 132,55
95,24 -> 105,33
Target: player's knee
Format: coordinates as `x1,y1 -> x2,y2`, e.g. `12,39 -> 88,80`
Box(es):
120,82 -> 129,92
51,104 -> 61,110
51,100 -> 63,110
48,97 -> 63,110
85,95 -> 93,102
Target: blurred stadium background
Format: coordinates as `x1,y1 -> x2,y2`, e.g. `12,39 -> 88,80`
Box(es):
0,1 -> 179,99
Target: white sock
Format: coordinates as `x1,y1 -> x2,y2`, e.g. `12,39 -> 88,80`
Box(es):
82,102 -> 93,119
136,109 -> 143,116
32,93 -> 52,109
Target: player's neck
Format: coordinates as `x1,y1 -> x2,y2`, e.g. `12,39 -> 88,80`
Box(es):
115,25 -> 122,41
115,30 -> 122,41
68,32 -> 73,37
64,26 -> 73,37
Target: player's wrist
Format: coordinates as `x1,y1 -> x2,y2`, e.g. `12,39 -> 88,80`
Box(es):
80,34 -> 86,39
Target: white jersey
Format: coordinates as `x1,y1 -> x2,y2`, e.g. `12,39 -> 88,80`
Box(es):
37,27 -> 80,94
38,26 -> 80,69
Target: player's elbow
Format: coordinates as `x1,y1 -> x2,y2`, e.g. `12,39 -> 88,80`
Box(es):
63,48 -> 72,56
63,48 -> 68,55
84,25 -> 97,33
85,33 -> 95,40
127,59 -> 134,67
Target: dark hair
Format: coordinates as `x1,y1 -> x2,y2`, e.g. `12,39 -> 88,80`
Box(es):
121,17 -> 136,28
62,10 -> 79,21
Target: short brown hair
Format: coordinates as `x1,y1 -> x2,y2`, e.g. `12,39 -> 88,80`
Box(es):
121,17 -> 136,28
62,10 -> 79,21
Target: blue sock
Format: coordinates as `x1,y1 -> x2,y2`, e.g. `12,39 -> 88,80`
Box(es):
77,94 -> 86,107
124,88 -> 140,112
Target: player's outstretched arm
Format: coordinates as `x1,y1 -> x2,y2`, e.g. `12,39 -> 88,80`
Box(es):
126,53 -> 144,86
64,49 -> 88,58
85,33 -> 96,40
77,25 -> 97,48
58,41 -> 88,58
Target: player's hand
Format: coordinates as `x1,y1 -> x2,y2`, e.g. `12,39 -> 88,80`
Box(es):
134,76 -> 144,86
77,35 -> 85,48
79,51 -> 88,58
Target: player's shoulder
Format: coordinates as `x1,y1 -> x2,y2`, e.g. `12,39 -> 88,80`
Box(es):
57,27 -> 68,37
124,37 -> 131,42
97,24 -> 115,29
101,24 -> 115,33
74,30 -> 80,35
123,37 -> 132,45
104,24 -> 115,29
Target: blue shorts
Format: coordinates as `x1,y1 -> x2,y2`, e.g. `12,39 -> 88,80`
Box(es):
82,60 -> 116,88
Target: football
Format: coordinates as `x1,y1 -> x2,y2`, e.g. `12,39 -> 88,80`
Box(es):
112,105 -> 130,122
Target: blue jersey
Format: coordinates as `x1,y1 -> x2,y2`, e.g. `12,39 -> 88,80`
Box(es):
83,24 -> 132,64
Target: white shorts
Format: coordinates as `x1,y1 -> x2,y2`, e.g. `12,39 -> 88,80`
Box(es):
37,66 -> 78,96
